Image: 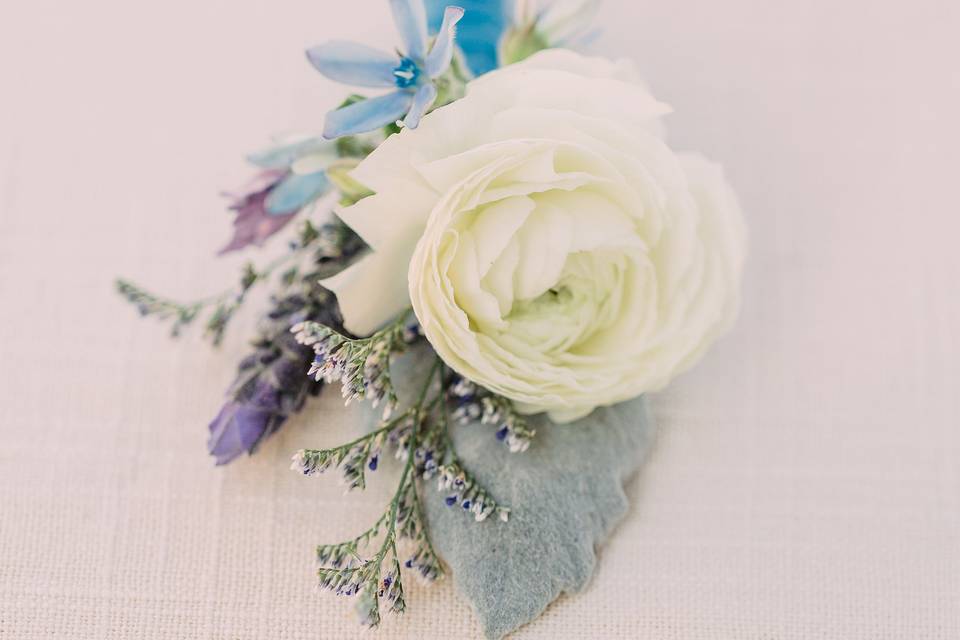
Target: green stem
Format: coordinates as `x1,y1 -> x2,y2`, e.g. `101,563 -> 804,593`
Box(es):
205,248 -> 305,306
437,371 -> 457,462
415,359 -> 442,407
350,308 -> 413,346
410,476 -> 443,570
311,410 -> 413,456
372,357 -> 441,568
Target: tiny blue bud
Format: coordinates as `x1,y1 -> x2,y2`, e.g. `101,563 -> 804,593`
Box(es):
462,499 -> 472,510
495,426 -> 509,441
368,456 -> 378,471
445,495 -> 458,506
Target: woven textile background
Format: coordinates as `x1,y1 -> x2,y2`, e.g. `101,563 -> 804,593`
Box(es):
2,1 -> 959,638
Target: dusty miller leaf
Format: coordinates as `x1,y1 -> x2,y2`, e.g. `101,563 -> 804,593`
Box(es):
424,396 -> 656,639
373,347 -> 656,637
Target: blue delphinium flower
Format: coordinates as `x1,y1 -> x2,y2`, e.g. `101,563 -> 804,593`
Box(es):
307,0 -> 465,138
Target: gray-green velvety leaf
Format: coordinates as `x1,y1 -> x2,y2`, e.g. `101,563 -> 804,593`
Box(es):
424,396 -> 656,639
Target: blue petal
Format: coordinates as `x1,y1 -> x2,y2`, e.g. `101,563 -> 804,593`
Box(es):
264,172 -> 331,215
425,6 -> 465,78
246,137 -> 328,170
425,0 -> 509,75
323,91 -> 414,138
305,41 -> 398,87
403,83 -> 437,129
390,0 -> 429,61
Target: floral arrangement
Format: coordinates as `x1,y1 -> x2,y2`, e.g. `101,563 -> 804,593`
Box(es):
118,1 -> 746,636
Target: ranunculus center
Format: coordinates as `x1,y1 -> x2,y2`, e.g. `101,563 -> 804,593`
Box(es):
503,250 -> 630,355
445,183 -> 651,359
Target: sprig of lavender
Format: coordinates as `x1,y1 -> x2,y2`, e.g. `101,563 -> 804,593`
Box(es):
205,221 -> 366,464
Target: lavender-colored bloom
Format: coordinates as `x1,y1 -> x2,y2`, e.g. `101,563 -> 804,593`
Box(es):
306,0 -> 464,138
219,138 -> 334,254
207,402 -> 278,466
218,171 -> 297,255
207,330 -> 319,465
207,224 -> 366,465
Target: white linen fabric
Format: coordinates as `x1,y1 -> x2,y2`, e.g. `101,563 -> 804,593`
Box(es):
1,1 -> 958,639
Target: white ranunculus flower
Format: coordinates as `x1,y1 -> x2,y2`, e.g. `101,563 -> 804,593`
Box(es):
323,49 -> 746,422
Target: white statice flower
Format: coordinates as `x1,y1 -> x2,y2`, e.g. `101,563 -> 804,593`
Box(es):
323,49 -> 747,422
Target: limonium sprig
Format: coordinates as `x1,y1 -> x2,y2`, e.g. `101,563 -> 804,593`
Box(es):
292,310 -> 420,418
292,362 -> 447,627
292,407 -> 420,490
289,353 -> 516,627
448,375 -> 536,453
436,461 -> 510,523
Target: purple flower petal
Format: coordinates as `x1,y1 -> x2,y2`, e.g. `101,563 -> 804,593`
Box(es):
323,90 -> 414,138
264,171 -> 331,215
218,172 -> 296,255
425,5 -> 465,78
403,83 -> 437,129
306,41 -> 399,87
207,401 -> 274,465
221,169 -> 285,201
390,0 -> 429,61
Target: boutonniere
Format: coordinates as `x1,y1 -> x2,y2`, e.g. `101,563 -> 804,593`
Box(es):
119,1 -> 746,637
